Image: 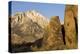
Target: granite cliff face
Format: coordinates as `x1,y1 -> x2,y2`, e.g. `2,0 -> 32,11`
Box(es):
25,10 -> 49,28
11,10 -> 48,44
64,5 -> 78,49
11,10 -> 49,28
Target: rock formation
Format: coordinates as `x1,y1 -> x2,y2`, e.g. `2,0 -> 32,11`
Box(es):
32,16 -> 65,51
11,10 -> 48,45
43,16 -> 65,50
64,5 -> 78,49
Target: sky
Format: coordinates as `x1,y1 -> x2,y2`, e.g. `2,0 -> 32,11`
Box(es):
9,1 -> 65,22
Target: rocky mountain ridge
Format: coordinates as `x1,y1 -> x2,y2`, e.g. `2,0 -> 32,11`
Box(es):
11,10 -> 49,44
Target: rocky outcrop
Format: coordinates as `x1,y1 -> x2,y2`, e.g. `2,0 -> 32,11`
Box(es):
11,10 -> 48,45
32,16 -> 65,51
12,10 -> 49,28
64,5 -> 78,49
43,16 -> 65,50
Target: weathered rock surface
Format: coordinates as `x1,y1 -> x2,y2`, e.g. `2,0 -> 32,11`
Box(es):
32,16 -> 65,51
11,10 -> 48,44
64,5 -> 78,49
26,10 -> 49,28
43,16 -> 65,50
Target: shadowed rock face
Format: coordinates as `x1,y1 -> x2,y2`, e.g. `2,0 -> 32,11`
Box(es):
11,38 -> 43,53
72,5 -> 78,19
64,5 -> 78,49
61,24 -> 66,45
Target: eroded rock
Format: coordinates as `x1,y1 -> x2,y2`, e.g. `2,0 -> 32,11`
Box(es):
32,16 -> 65,51
11,11 -> 47,45
64,5 -> 78,49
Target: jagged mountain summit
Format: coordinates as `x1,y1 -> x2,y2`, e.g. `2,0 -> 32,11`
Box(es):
26,10 -> 49,28
12,10 -> 49,28
11,10 -> 49,44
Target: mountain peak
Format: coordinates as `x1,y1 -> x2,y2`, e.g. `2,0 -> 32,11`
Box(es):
25,10 -> 49,28
11,10 -> 48,43
12,10 -> 49,29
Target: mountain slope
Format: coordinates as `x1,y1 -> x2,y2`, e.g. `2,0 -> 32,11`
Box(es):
11,10 -> 48,44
